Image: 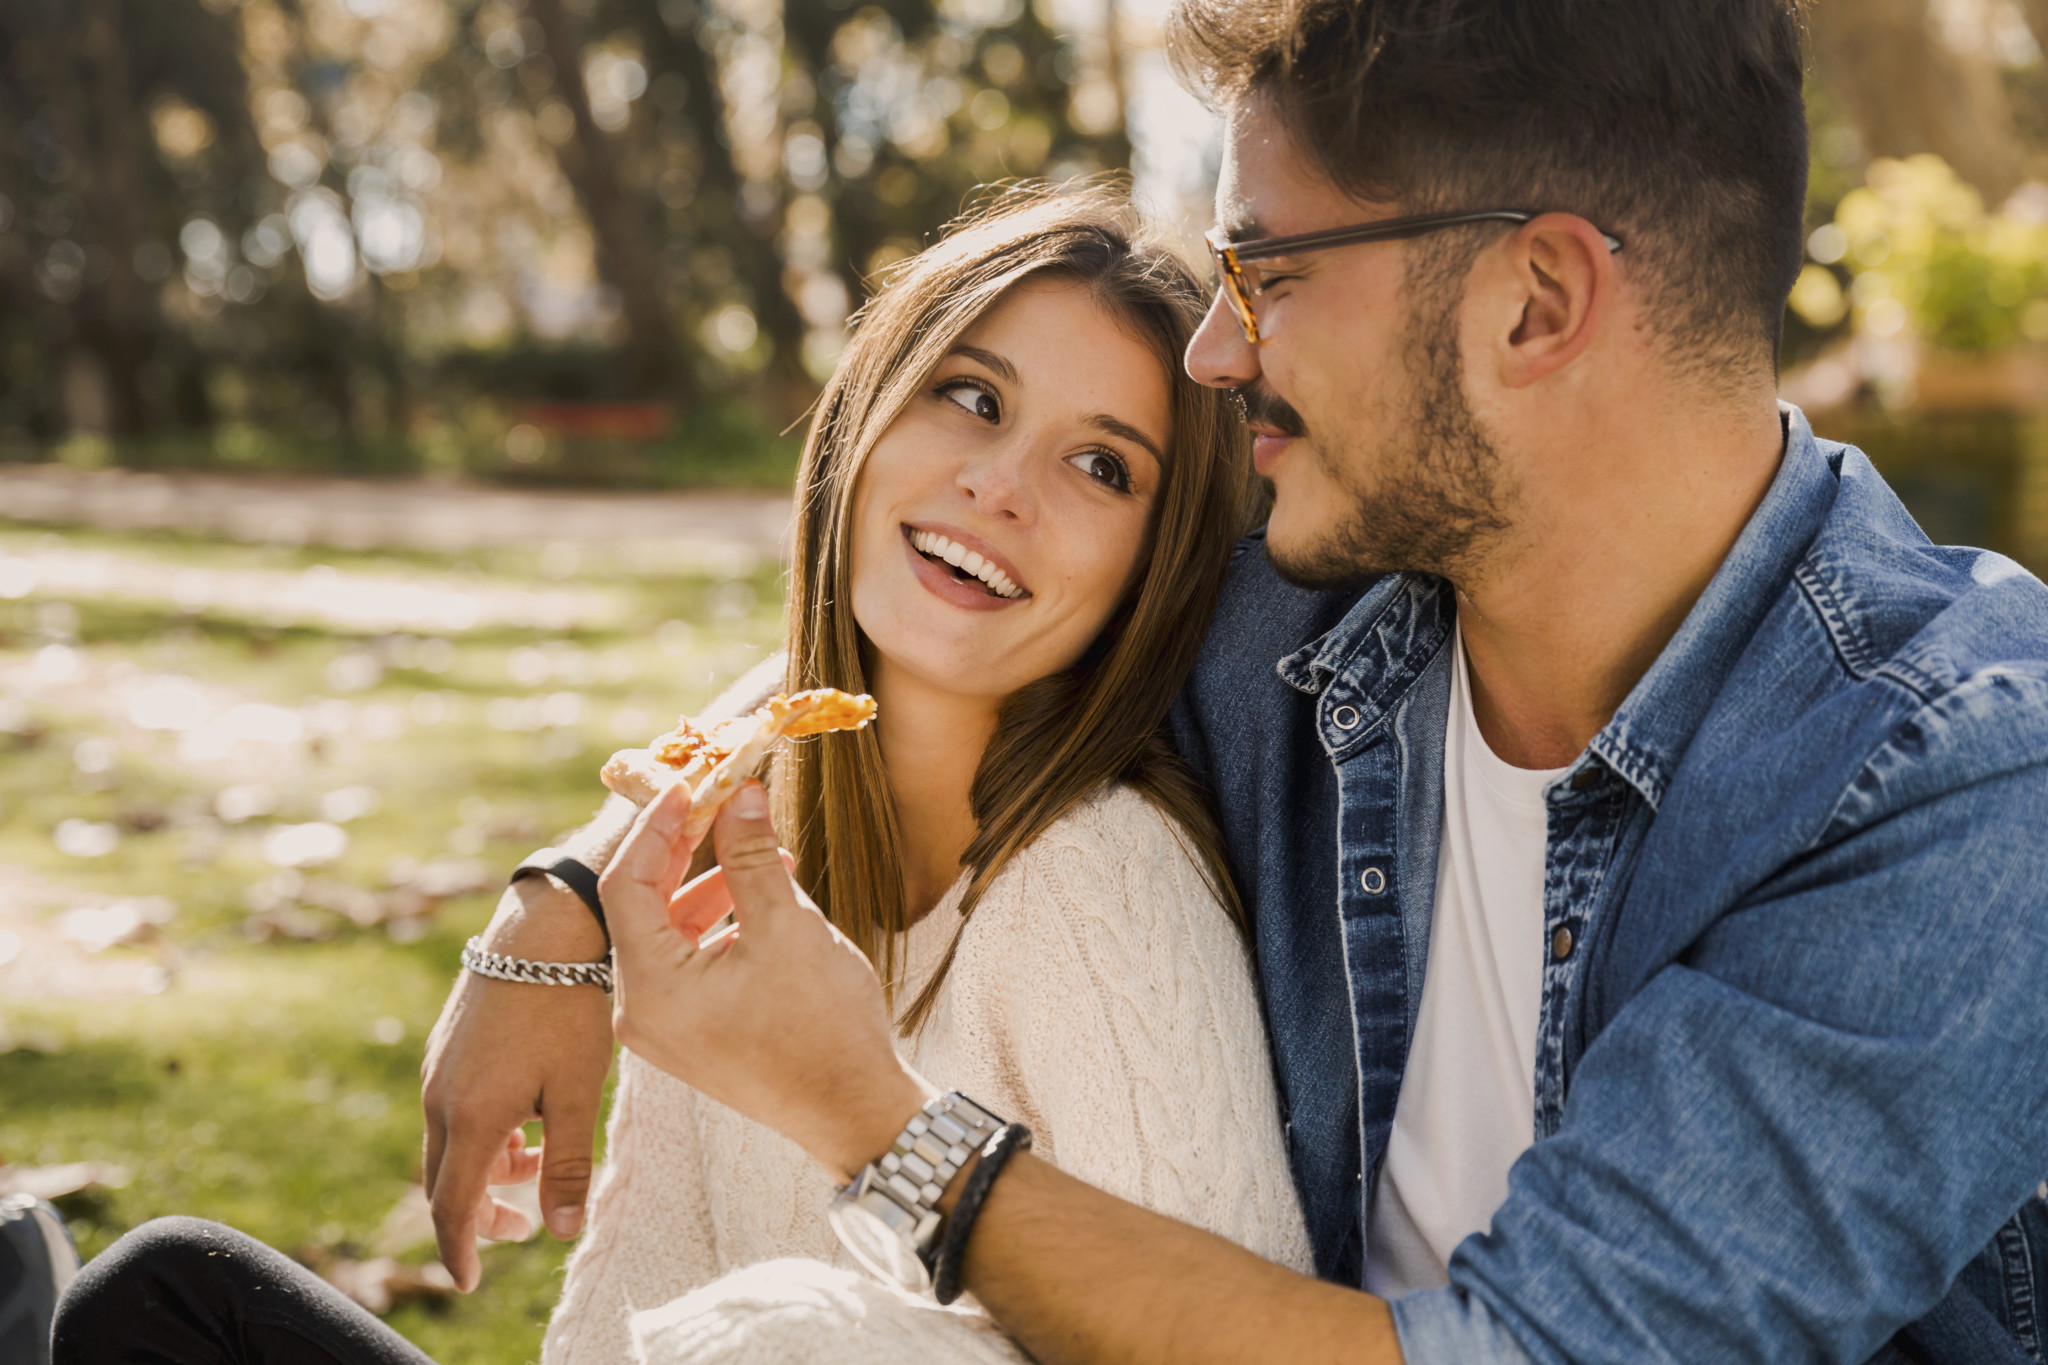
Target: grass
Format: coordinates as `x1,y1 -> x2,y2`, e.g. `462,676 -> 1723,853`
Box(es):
0,517 -> 786,1361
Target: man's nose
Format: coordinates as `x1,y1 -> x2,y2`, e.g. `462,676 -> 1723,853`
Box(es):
1185,289 -> 1261,391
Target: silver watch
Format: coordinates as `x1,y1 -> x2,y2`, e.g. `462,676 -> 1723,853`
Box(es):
828,1092 -> 1003,1294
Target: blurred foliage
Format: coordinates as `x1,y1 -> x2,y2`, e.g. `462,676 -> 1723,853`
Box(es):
1790,154 -> 2048,355
0,0 -> 1136,477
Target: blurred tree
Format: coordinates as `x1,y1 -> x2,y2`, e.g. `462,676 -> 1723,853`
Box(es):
0,0 -> 1148,463
622,0 -> 811,397
775,0 -> 1133,379
525,0 -> 689,395
266,0 -> 414,458
1808,0 -> 2032,201
0,0 -> 265,439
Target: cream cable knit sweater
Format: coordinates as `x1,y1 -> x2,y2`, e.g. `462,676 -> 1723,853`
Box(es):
542,783 -> 1313,1364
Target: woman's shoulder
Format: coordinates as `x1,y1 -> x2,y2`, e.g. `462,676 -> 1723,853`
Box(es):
1001,780 -> 1198,877
965,782 -> 1234,944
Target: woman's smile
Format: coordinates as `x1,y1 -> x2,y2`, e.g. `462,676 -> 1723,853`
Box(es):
901,523 -> 1029,607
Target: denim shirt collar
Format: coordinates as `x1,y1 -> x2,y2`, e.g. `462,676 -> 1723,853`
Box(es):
1274,404 -> 1838,809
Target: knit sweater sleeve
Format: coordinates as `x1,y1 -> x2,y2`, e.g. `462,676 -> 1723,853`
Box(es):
931,786 -> 1315,1273
542,1051 -> 723,1364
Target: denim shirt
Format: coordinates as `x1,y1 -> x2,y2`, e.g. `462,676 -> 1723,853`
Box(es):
1170,407 -> 2048,1363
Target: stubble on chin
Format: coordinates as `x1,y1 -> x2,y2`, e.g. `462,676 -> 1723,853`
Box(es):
1265,282 -> 1510,592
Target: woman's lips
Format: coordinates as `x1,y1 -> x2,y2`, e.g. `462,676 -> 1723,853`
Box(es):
901,527 -> 1025,613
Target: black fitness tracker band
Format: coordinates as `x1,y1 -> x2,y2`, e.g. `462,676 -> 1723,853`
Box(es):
510,848 -> 608,945
932,1122 -> 1033,1305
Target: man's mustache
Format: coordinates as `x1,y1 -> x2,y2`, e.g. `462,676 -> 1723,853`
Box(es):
1231,384 -> 1307,439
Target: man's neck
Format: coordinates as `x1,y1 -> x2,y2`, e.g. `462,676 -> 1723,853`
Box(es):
1453,396 -> 1786,770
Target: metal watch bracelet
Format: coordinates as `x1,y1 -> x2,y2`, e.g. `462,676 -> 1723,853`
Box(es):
827,1092 -> 1004,1296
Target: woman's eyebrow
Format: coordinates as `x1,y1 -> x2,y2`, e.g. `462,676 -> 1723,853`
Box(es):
949,344 -> 1019,385
1087,413 -> 1164,465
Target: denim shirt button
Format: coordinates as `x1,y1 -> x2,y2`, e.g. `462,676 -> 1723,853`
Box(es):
1571,767 -> 1600,791
1552,925 -> 1576,960
1360,866 -> 1387,895
1332,704 -> 1361,730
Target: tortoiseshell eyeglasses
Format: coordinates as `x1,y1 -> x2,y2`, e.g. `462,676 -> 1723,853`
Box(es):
1206,209 -> 1624,345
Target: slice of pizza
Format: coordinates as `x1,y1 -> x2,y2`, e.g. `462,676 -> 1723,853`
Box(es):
600,688 -> 876,835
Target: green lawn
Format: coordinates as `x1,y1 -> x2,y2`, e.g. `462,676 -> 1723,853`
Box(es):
0,519 -> 784,1361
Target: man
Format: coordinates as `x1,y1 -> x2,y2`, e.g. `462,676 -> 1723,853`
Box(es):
426,0 -> 2048,1359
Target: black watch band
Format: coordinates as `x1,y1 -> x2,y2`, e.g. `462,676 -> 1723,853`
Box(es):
510,848 -> 607,945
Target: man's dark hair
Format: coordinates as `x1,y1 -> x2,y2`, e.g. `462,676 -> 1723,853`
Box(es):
1167,0 -> 1808,382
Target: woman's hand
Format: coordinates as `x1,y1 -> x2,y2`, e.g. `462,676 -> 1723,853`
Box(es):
602,781 -> 934,1182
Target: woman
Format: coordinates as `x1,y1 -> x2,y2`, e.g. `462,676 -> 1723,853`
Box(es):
545,183 -> 1309,1362
52,184 -> 1308,1364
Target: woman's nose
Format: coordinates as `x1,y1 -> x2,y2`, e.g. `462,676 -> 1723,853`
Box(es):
954,438 -> 1033,521
1185,290 -> 1261,391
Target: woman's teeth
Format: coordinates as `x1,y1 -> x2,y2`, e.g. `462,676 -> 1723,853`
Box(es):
909,529 -> 1023,598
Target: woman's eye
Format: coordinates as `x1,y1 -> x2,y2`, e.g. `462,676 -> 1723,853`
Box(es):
1066,449 -> 1132,494
939,381 -> 1000,424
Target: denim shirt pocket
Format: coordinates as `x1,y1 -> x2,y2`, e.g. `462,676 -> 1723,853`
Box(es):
1990,1186 -> 2046,1359
1936,1185 -> 2048,1362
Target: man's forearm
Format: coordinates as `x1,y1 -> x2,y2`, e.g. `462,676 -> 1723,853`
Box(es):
960,1153 -> 1402,1365
558,792 -> 641,870
479,794 -> 639,956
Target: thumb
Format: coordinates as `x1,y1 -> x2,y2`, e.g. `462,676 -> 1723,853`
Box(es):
712,782 -> 801,930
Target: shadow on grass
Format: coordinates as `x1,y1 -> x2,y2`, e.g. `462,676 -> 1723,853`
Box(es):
0,1037 -> 160,1111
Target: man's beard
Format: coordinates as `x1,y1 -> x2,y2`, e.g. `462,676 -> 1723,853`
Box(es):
1252,284 -> 1509,591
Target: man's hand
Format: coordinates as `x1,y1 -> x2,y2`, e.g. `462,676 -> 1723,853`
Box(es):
421,876 -> 615,1292
603,780 -> 931,1182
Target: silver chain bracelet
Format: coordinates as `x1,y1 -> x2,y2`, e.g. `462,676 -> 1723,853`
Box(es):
461,936 -> 614,992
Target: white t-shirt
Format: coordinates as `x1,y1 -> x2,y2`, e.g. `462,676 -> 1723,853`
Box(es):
1363,623 -> 1570,1297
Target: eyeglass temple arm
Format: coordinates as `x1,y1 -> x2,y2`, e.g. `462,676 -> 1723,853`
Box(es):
1227,210 -> 1623,262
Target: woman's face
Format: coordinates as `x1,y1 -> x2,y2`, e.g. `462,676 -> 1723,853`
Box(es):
849,276 -> 1170,702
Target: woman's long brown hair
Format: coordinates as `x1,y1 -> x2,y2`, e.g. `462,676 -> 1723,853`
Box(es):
772,182 -> 1258,1034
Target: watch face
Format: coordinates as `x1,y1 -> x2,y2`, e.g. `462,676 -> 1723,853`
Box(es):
830,1192 -> 934,1294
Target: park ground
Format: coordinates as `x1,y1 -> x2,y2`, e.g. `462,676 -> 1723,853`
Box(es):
0,468 -> 791,1361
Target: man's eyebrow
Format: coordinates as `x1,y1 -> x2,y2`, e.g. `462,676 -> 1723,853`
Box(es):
1087,413 -> 1165,466
949,344 -> 1019,385
1218,214 -> 1267,243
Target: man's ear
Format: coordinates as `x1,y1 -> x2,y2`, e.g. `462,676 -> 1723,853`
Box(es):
1492,213 -> 1614,389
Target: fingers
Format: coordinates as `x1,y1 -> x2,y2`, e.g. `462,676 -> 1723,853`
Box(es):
538,1087 -> 599,1240
713,782 -> 803,932
668,864 -> 736,939
474,1190 -> 534,1243
600,782 -> 699,957
487,1128 -> 542,1186
665,848 -> 797,942
430,1118 -> 514,1292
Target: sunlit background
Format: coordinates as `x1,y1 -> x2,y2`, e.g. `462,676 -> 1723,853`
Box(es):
4,0 -> 2048,1356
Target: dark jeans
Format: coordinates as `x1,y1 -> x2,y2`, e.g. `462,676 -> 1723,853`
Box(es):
52,1218 -> 431,1365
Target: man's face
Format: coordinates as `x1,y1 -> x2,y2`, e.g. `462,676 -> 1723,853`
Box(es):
1186,98 -> 1511,588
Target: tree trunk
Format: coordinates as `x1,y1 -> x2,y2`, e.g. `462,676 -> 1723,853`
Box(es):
528,0 -> 690,400
629,0 -> 807,394
1808,0 -> 2031,201
69,0 -> 151,434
